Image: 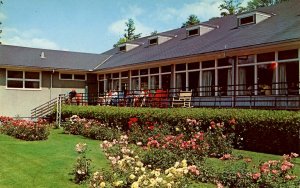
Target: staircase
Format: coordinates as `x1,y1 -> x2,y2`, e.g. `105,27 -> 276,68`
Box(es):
31,94 -> 66,119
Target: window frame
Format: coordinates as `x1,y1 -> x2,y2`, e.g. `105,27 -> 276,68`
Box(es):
6,70 -> 42,90
59,73 -> 86,81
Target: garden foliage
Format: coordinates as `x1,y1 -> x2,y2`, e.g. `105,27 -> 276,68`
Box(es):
59,106 -> 300,154
0,116 -> 49,141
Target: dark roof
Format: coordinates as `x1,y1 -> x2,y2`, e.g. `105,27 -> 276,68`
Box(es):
98,0 -> 300,70
0,0 -> 299,71
0,45 -> 111,71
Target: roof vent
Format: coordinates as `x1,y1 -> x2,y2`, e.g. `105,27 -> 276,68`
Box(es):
40,51 -> 46,59
186,23 -> 217,38
237,11 -> 272,27
148,35 -> 172,46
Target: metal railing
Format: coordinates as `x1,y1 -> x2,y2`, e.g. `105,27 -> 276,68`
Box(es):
63,82 -> 300,110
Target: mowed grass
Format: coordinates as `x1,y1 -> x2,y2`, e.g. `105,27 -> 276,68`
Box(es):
0,129 -> 299,188
0,129 -> 109,188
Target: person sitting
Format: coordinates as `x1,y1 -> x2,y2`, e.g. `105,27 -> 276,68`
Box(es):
67,89 -> 77,104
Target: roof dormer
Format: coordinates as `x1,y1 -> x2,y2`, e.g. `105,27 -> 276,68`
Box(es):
118,43 -> 139,52
147,35 -> 172,46
186,23 -> 217,38
237,11 -> 272,27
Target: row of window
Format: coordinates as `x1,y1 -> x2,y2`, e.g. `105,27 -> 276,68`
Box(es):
6,71 -> 86,89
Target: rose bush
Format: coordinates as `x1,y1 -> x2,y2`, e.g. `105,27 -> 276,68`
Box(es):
0,116 -> 49,141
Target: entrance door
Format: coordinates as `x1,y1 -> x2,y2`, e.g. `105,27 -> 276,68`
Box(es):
87,74 -> 98,105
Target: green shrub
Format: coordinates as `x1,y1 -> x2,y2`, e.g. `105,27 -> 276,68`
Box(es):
58,106 -> 300,154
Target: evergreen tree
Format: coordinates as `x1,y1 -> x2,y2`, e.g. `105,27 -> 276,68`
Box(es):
182,14 -> 200,28
113,18 -> 141,47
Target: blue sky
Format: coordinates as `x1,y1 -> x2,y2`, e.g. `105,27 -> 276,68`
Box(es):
1,0 -> 249,54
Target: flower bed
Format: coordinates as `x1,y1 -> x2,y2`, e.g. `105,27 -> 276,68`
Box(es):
0,116 -> 50,141
87,135 -> 300,188
59,106 -> 300,154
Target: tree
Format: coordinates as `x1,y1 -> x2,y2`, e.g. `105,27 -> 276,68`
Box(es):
219,0 -> 246,17
246,0 -> 289,11
181,14 -> 200,28
113,37 -> 127,48
150,30 -> 158,36
113,18 -> 141,47
124,18 -> 141,41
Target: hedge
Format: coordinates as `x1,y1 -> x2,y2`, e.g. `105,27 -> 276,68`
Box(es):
58,105 -> 300,154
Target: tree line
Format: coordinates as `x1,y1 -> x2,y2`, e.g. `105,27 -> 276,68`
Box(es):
113,0 -> 289,47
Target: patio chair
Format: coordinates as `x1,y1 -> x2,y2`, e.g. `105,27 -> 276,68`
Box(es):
171,90 -> 192,107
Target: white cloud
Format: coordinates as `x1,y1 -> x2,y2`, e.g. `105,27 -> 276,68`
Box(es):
2,27 -> 65,50
121,5 -> 144,17
157,0 -> 222,23
0,12 -> 7,21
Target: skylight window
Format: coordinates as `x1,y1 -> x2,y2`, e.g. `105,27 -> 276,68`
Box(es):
188,28 -> 200,36
240,15 -> 255,25
237,11 -> 272,27
149,38 -> 158,45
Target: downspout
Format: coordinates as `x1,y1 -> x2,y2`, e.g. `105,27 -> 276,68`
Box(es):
50,69 -> 54,100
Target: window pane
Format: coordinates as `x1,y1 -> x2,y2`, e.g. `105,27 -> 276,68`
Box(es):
121,71 -> 128,77
176,63 -> 186,71
150,75 -> 159,89
188,62 -> 199,70
218,58 -> 232,67
25,81 -> 40,88
257,64 -> 275,95
257,52 -> 275,62
60,74 -> 72,79
112,73 -> 119,78
162,74 -> 171,90
25,72 -> 39,79
240,16 -> 254,25
106,74 -> 111,79
150,67 -> 159,74
141,77 -> 148,89
202,60 -> 215,68
188,28 -> 199,36
7,80 -> 23,88
149,38 -> 158,45
278,49 -> 298,60
161,65 -> 171,73
238,55 -> 254,64
202,70 -> 215,96
98,74 -> 104,80
176,72 -> 186,90
140,69 -> 148,75
7,71 -> 23,79
74,74 -> 86,80
119,46 -> 126,51
238,66 -> 254,95
131,70 -> 139,76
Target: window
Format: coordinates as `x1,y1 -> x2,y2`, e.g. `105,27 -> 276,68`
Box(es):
121,71 -> 128,78
257,52 -> 275,63
131,70 -> 139,76
149,38 -> 158,45
7,70 -> 41,89
238,66 -> 254,95
202,60 -> 215,69
187,28 -> 199,37
161,65 -> 171,73
257,64 -> 275,95
74,74 -> 86,81
176,63 -> 186,71
60,73 -> 86,81
119,46 -> 126,52
113,73 -> 119,78
98,74 -> 105,80
60,73 -> 72,80
238,55 -> 254,64
140,69 -> 148,75
278,49 -> 298,60
218,58 -> 232,67
188,62 -> 199,70
239,16 -> 254,26
150,67 -> 159,74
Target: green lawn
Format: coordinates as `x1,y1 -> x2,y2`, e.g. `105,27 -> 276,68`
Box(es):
0,129 -> 299,188
0,129 -> 109,188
